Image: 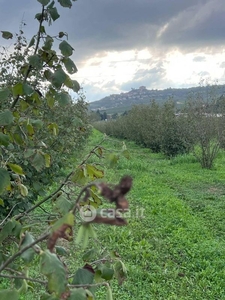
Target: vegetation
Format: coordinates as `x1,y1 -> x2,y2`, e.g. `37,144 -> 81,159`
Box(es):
0,1 -> 131,299
94,94 -> 225,168
89,84 -> 225,115
1,1 -> 225,299
88,131 -> 225,299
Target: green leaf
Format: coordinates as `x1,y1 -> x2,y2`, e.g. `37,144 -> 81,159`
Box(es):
40,25 -> 46,33
27,123 -> 34,135
106,285 -> 113,300
12,221 -> 22,238
51,68 -> 67,88
38,0 -> 51,5
40,250 -> 67,296
52,212 -> 74,231
23,83 -> 33,96
0,132 -> 10,146
86,164 -> 104,180
55,246 -> 68,256
31,151 -> 45,172
0,198 -> 4,206
76,224 -> 96,248
13,133 -> 24,145
7,163 -> 24,175
47,0 -> 55,9
0,290 -> 19,300
24,149 -> 36,158
71,80 -> 80,92
40,293 -> 58,300
72,268 -> 94,285
71,167 -> 87,185
68,288 -> 88,300
62,57 -> 77,74
98,265 -> 114,281
35,13 -> 42,21
59,40 -> 73,57
18,183 -> 28,197
44,153 -> 51,167
58,0 -> 72,8
44,69 -> 53,81
107,153 -> 119,168
54,194 -> 72,214
31,119 -> 44,128
121,149 -> 130,159
64,75 -> 74,88
114,260 -> 127,285
1,31 -> 13,39
0,220 -> 16,243
12,82 -> 24,97
20,64 -> 29,76
48,123 -> 58,135
0,88 -> 10,101
59,31 -> 65,38
82,248 -> 96,261
28,36 -> 35,48
48,7 -> 60,21
90,189 -> 102,205
76,225 -> 89,248
43,35 -> 53,50
20,232 -> 35,263
20,100 -> 29,111
28,54 -> 42,70
0,110 -> 14,126
0,168 -> 10,194
46,92 -> 55,108
56,92 -> 71,106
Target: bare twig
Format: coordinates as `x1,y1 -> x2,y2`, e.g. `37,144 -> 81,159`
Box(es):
0,273 -> 47,285
68,282 -> 109,289
0,203 -> 20,226
15,170 -> 74,221
71,182 -> 98,215
0,233 -> 49,272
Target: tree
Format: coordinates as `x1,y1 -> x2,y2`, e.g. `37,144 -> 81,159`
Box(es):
183,97 -> 222,169
0,1 -> 91,217
0,1 -> 131,299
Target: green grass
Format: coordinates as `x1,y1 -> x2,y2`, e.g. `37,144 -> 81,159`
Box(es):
2,129 -> 225,299
89,130 -> 225,299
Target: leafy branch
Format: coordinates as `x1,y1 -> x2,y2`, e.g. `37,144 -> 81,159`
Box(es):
11,5 -> 45,109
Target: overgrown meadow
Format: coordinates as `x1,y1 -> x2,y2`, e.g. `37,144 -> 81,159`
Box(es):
89,130 -> 225,299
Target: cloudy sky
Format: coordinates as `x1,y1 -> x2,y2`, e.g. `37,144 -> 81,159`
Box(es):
1,0 -> 225,102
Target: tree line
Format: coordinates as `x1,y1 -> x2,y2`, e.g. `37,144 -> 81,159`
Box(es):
93,94 -> 225,169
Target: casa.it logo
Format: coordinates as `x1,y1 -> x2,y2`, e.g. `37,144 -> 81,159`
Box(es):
79,205 -> 97,222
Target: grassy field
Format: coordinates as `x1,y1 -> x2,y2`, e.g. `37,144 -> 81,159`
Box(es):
1,129 -> 225,299
90,130 -> 225,299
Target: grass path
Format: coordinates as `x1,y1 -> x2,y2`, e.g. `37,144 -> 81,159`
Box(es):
91,130 -> 225,299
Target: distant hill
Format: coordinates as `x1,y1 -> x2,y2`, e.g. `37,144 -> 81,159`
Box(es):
89,85 -> 225,114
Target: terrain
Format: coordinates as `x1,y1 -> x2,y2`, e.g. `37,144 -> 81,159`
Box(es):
89,84 -> 225,114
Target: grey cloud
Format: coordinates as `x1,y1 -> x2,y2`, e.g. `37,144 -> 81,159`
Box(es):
65,0 -> 204,60
158,0 -> 225,51
198,71 -> 210,77
120,63 -> 169,92
1,0 -> 224,60
193,56 -> 206,62
1,0 -> 224,102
